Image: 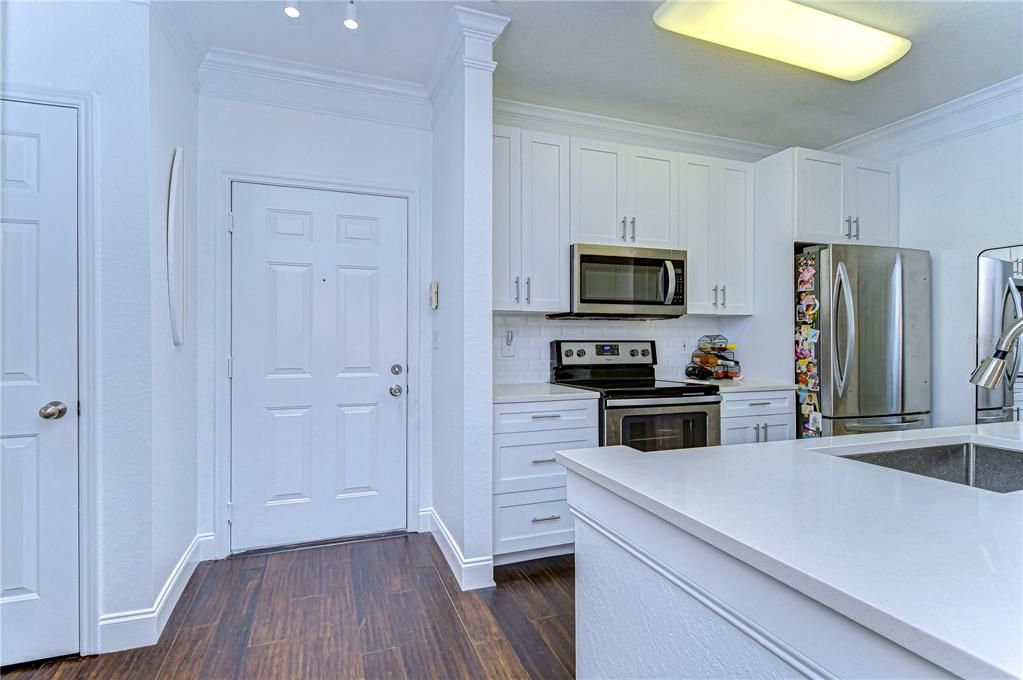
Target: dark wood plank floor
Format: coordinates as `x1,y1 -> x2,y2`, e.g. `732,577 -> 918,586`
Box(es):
2,533 -> 575,680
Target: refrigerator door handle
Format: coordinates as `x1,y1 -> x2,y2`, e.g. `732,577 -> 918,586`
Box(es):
843,416 -> 926,433
1003,276 -> 1023,387
833,261 -> 856,399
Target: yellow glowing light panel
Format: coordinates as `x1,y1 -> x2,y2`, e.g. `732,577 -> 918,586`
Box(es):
653,0 -> 911,81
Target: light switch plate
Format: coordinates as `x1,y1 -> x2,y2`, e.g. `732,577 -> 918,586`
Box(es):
501,330 -> 515,358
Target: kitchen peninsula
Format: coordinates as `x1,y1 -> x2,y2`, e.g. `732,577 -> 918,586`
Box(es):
557,422 -> 1023,679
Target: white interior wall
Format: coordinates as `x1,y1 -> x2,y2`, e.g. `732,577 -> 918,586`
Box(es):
2,0 -> 157,616
194,92 -> 435,544
830,79 -> 1023,426
148,11 -> 200,597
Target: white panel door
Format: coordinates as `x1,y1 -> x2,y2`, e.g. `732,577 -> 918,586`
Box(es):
231,183 -> 408,551
679,155 -> 716,314
796,149 -> 847,243
625,146 -> 677,249
570,138 -> 626,245
521,130 -> 570,312
847,160 -> 897,246
0,100 -> 79,664
718,162 -> 754,315
493,126 -> 522,311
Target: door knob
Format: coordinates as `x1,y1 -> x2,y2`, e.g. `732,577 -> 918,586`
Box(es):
39,401 -> 68,420
389,385 -> 403,397
391,364 -> 403,375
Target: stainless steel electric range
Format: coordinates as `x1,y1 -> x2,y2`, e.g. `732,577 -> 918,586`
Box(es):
550,340 -> 721,451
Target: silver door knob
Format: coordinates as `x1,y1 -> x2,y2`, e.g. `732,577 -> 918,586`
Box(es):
391,364 -> 403,375
39,401 -> 68,420
389,385 -> 403,397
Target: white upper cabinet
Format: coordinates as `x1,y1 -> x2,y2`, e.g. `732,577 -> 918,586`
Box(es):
521,130 -> 571,312
680,154 -> 754,315
571,138 -> 627,245
571,138 -> 679,249
794,148 -> 897,246
493,127 -> 570,313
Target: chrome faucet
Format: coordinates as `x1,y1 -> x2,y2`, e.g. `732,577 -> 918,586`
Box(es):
971,316 -> 1023,389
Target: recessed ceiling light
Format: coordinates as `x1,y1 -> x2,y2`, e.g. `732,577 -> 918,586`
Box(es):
344,0 -> 359,30
653,0 -> 911,82
283,1 -> 300,19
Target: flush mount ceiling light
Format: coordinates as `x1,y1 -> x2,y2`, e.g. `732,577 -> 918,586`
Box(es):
652,0 -> 911,81
344,0 -> 359,30
283,0 -> 300,19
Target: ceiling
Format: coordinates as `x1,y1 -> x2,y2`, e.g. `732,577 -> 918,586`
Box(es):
163,0 -> 1023,148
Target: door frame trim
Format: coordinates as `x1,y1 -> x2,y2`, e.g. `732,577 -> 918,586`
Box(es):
214,170 -> 425,556
1,86 -> 100,655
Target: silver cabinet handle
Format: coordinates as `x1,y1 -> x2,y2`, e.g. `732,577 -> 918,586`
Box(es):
712,285 -> 719,306
762,422 -> 769,441
621,216 -> 627,240
531,457 -> 557,464
526,277 -> 531,305
389,385 -> 403,397
39,401 -> 68,420
630,217 -> 636,241
749,401 -> 772,407
844,216 -> 852,238
530,413 -> 562,420
754,423 -> 760,442
514,276 -> 520,303
852,216 -> 860,240
721,285 -> 727,307
531,515 -> 561,523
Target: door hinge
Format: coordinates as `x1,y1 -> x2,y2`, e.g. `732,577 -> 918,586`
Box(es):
77,401 -> 81,416
226,502 -> 233,524
227,356 -> 233,379
227,212 -> 234,233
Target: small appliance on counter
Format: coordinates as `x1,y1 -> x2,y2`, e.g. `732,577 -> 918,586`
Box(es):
550,340 -> 720,452
686,334 -> 742,380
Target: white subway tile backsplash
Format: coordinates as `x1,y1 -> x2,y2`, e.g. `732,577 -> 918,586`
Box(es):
493,313 -> 754,384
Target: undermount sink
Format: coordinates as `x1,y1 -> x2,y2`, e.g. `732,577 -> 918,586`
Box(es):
845,443 -> 1023,494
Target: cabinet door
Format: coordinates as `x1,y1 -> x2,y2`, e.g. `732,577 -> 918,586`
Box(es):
718,162 -> 754,315
571,138 -> 627,245
679,154 -> 717,314
625,146 -> 678,249
795,149 -> 849,243
720,417 -> 758,445
493,126 -> 522,311
521,131 -> 571,312
761,414 -> 795,442
847,159 -> 897,246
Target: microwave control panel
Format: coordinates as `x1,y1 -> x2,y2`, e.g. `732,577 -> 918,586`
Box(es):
670,262 -> 685,305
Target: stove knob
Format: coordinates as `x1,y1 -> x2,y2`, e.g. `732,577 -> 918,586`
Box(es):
564,349 -> 574,357
641,349 -> 650,357
576,349 -> 587,358
630,349 -> 639,357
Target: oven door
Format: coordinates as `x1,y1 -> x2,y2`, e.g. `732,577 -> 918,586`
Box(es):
572,244 -> 686,316
603,399 -> 721,452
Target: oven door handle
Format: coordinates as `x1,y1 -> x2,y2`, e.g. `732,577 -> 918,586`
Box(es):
605,396 -> 721,408
662,260 -> 676,305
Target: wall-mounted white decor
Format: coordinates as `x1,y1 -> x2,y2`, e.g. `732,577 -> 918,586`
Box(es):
166,146 -> 185,346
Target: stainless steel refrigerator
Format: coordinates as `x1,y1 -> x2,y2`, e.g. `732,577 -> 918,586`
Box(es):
976,255 -> 1022,424
795,245 -> 931,438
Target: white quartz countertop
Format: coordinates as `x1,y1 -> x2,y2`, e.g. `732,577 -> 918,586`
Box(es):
493,383 -> 599,404
706,379 -> 799,393
557,422 -> 1023,679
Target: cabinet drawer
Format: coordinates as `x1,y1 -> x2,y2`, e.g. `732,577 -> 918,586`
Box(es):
494,488 -> 574,555
721,390 -> 795,418
494,400 -> 598,433
494,427 -> 598,494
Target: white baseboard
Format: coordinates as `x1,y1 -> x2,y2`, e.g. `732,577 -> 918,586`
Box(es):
493,542 -> 574,566
420,507 -> 494,591
96,532 -> 214,653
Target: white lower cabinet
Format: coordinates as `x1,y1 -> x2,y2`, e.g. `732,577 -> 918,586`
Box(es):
720,391 -> 796,446
493,398 -> 599,563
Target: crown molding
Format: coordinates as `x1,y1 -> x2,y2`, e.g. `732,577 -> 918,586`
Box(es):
826,75 -> 1023,160
452,5 -> 512,42
198,48 -> 432,130
427,6 -> 510,106
493,99 -> 780,162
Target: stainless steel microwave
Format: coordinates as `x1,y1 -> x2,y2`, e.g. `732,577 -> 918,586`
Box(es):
550,244 -> 686,319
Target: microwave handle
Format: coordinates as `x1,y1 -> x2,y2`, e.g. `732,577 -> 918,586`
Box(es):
663,260 -> 676,305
